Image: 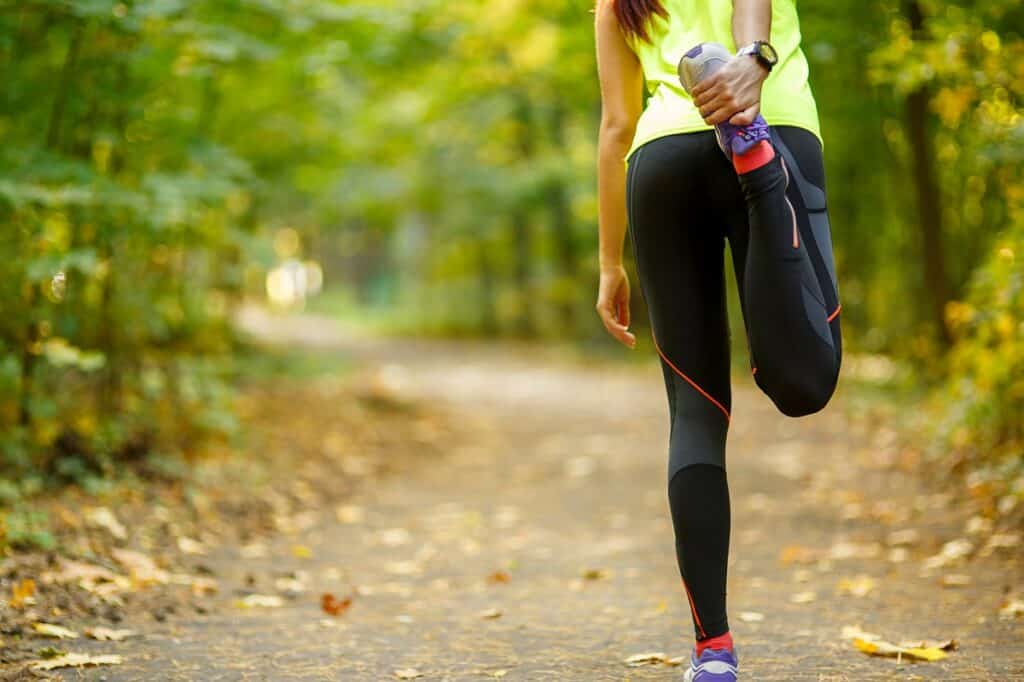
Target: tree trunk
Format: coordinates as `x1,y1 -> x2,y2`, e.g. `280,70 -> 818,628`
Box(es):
904,0 -> 953,345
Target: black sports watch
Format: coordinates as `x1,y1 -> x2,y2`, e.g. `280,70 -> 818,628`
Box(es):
738,40 -> 779,73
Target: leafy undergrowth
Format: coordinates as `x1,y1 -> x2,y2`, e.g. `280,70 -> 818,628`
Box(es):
842,350 -> 1024,533
0,352 -> 453,673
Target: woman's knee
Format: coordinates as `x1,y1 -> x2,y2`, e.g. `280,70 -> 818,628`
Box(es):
756,362 -> 839,417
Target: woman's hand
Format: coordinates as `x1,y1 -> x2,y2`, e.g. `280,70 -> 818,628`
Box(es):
690,54 -> 768,126
596,264 -> 636,349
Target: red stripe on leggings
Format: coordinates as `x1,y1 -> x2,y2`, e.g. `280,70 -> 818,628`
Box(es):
827,304 -> 842,322
652,334 -> 731,423
683,578 -> 707,639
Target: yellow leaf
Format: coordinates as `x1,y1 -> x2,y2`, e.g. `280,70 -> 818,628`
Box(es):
84,627 -> 136,641
33,623 -> 80,639
31,653 -> 123,671
234,594 -> 284,609
291,545 -> 313,559
10,578 -> 36,609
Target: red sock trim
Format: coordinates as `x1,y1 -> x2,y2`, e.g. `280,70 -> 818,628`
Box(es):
733,140 -> 775,174
696,631 -> 734,656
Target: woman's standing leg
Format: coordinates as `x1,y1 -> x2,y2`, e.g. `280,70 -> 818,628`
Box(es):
627,132 -> 735,649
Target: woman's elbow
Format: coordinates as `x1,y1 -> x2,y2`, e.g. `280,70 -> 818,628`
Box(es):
600,118 -> 637,146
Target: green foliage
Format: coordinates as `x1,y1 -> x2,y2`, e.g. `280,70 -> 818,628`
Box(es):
940,208 -> 1024,469
0,0 -> 1021,501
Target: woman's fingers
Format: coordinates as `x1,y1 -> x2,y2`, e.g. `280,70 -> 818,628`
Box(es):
597,302 -> 636,348
729,103 -> 760,126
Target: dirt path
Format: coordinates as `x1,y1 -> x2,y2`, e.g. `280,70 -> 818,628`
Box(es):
58,310 -> 1023,680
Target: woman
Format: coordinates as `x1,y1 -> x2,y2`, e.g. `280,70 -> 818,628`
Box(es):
594,1 -> 842,679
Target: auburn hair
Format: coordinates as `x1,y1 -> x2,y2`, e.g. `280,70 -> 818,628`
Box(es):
612,0 -> 668,43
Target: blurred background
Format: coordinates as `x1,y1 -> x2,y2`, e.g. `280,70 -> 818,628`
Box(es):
0,0 -> 1022,530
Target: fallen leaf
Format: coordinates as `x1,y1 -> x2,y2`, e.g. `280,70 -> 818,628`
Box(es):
780,545 -> 818,565
623,652 -> 684,667
177,537 -> 207,556
111,549 -> 168,586
829,541 -> 882,561
291,545 -> 313,560
837,575 -> 877,598
394,668 -> 423,679
886,529 -> 920,547
336,505 -> 366,524
923,539 -> 973,571
84,627 -> 136,641
940,574 -> 971,588
31,653 -> 123,671
234,594 -> 284,609
965,516 -> 994,536
582,568 -> 609,581
791,591 -> 817,604
479,608 -> 502,619
10,578 -> 36,609
487,571 -> 511,585
33,623 -> 80,639
42,560 -> 131,601
85,507 -> 127,540
844,625 -> 954,663
36,646 -> 65,660
321,592 -> 353,616
738,611 -> 765,623
999,597 -> 1024,620
980,533 -> 1021,557
489,670 -> 509,678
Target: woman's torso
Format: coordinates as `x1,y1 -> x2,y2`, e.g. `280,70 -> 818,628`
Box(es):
625,0 -> 821,159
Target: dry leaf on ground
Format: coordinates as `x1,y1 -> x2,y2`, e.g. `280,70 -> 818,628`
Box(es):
886,529 -> 920,547
85,507 -> 127,540
33,623 -> 80,639
84,627 -> 137,641
923,539 -> 973,571
582,568 -> 609,581
779,545 -> 818,565
394,668 -> 424,679
623,652 -> 684,667
111,549 -> 168,586
999,597 -> 1024,620
479,607 -> 502,619
234,594 -> 284,609
837,575 -> 877,597
738,611 -> 765,623
487,571 -> 511,584
321,592 -> 353,616
791,591 -> 817,604
10,578 -> 36,609
31,653 -> 123,671
843,625 -> 955,662
940,574 -> 971,588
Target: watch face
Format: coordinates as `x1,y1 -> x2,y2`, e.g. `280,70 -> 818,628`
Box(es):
758,42 -> 779,65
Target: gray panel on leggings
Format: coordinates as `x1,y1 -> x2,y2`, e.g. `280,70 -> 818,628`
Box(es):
801,283 -> 835,346
809,211 -> 839,296
667,375 -> 729,479
776,142 -> 827,211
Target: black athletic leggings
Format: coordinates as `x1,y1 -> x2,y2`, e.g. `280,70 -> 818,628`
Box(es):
626,126 -> 842,641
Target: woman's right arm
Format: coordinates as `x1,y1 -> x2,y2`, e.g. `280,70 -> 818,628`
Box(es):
595,0 -> 643,348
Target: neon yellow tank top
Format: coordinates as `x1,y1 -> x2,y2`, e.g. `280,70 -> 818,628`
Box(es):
625,0 -> 821,159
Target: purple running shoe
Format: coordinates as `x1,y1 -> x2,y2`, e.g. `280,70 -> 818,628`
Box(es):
677,42 -> 771,159
682,647 -> 739,682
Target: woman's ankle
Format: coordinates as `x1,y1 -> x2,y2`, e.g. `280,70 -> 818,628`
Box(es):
696,630 -> 734,655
